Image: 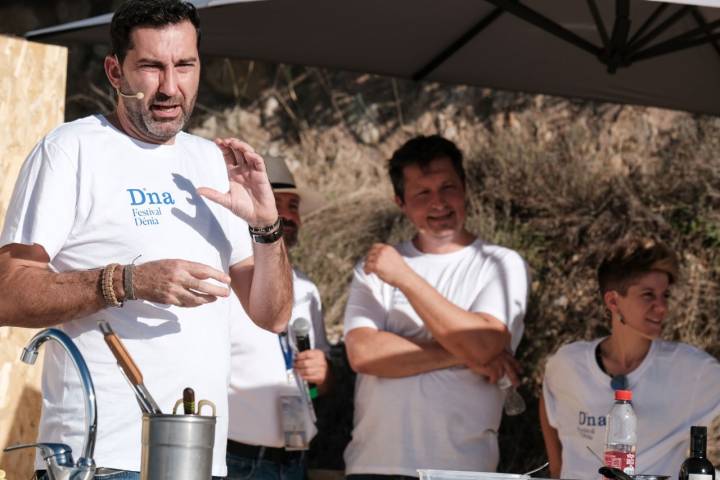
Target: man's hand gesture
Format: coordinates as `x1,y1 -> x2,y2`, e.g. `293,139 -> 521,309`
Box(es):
197,138 -> 278,227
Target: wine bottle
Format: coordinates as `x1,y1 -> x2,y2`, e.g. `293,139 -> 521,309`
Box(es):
679,426 -> 715,480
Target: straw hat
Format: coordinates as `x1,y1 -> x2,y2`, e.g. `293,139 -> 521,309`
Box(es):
264,155 -> 324,215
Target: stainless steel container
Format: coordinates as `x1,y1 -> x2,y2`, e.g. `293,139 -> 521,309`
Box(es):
140,412 -> 216,480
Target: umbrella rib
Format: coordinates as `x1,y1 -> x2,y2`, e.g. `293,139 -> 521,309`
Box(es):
629,7 -> 720,63
627,5 -> 692,55
412,7 -> 504,81
631,30 -> 720,63
627,3 -> 668,47
606,0 -> 631,73
482,0 -> 602,59
642,11 -> 720,50
690,7 -> 720,59
587,0 -> 610,53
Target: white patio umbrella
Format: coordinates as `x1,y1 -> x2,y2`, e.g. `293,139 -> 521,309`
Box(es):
25,0 -> 720,115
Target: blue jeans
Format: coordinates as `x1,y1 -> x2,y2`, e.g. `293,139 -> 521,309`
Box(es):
36,470 -> 226,479
36,471 -> 139,480
346,475 -> 418,480
226,450 -> 305,480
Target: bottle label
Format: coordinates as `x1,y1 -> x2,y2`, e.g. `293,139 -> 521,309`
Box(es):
688,475 -> 712,480
604,450 -> 636,475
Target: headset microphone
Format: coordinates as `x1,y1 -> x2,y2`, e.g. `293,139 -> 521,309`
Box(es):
115,88 -> 144,100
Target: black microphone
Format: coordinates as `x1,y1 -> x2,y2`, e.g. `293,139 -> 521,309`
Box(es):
292,318 -> 318,399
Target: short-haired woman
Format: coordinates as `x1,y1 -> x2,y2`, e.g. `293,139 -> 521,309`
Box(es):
540,237 -> 720,480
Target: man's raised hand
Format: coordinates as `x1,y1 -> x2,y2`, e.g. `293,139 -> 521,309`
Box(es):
197,138 -> 278,227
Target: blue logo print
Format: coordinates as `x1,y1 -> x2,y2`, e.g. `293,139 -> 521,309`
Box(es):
127,188 -> 175,226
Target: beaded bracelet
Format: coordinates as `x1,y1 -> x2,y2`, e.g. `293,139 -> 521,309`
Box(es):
101,263 -> 123,307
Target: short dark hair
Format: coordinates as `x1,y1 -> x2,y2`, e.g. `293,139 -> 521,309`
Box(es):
388,135 -> 465,202
598,237 -> 679,295
110,0 -> 201,63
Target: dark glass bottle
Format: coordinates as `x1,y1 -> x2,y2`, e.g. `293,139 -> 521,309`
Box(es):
679,426 -> 715,480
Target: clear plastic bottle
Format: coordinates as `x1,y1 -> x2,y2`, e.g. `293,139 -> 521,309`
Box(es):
497,375 -> 526,416
604,389 -> 637,475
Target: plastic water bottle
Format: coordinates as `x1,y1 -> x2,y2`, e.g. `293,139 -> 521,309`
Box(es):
497,375 -> 526,416
604,389 -> 637,475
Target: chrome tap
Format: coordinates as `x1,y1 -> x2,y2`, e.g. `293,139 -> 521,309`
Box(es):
3,328 -> 97,480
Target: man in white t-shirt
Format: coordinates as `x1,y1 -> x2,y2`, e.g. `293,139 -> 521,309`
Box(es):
226,155 -> 332,480
0,1 -> 292,479
343,135 -> 530,478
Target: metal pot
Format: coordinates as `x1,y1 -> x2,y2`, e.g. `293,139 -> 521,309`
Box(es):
140,412 -> 216,480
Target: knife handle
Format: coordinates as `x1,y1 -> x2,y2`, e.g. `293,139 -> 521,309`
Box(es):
103,333 -> 143,385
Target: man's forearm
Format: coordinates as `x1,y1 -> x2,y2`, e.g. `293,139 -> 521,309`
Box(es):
0,260 -> 105,328
242,240 -> 293,333
346,328 -> 464,378
2,243 -> 238,328
397,272 -> 510,366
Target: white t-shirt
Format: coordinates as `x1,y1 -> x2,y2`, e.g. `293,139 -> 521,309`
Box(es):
227,267 -> 329,447
343,238 -> 529,476
0,115 -> 252,476
543,338 -> 720,480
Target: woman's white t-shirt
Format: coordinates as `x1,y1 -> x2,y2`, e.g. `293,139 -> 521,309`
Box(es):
543,338 -> 720,480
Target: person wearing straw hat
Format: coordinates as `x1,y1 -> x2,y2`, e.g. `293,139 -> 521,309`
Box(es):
226,155 -> 331,480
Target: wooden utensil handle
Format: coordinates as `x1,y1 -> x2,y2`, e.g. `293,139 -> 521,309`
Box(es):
103,333 -> 143,385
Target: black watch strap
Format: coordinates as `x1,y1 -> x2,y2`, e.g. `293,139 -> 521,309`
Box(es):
249,221 -> 283,244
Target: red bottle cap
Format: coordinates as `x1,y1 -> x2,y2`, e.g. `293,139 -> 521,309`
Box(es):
615,389 -> 632,401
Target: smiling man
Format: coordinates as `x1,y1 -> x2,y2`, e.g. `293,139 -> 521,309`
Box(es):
343,135 -> 530,477
0,1 -> 292,479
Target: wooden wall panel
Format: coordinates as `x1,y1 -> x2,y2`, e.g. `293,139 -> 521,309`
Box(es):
0,34 -> 67,479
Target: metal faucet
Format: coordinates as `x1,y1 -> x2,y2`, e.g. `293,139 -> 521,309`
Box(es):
3,328 -> 97,480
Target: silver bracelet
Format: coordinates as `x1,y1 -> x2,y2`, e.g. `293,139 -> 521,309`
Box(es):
248,217 -> 281,234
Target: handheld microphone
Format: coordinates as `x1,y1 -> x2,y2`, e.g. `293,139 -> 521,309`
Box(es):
116,88 -> 145,100
292,318 -> 318,399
